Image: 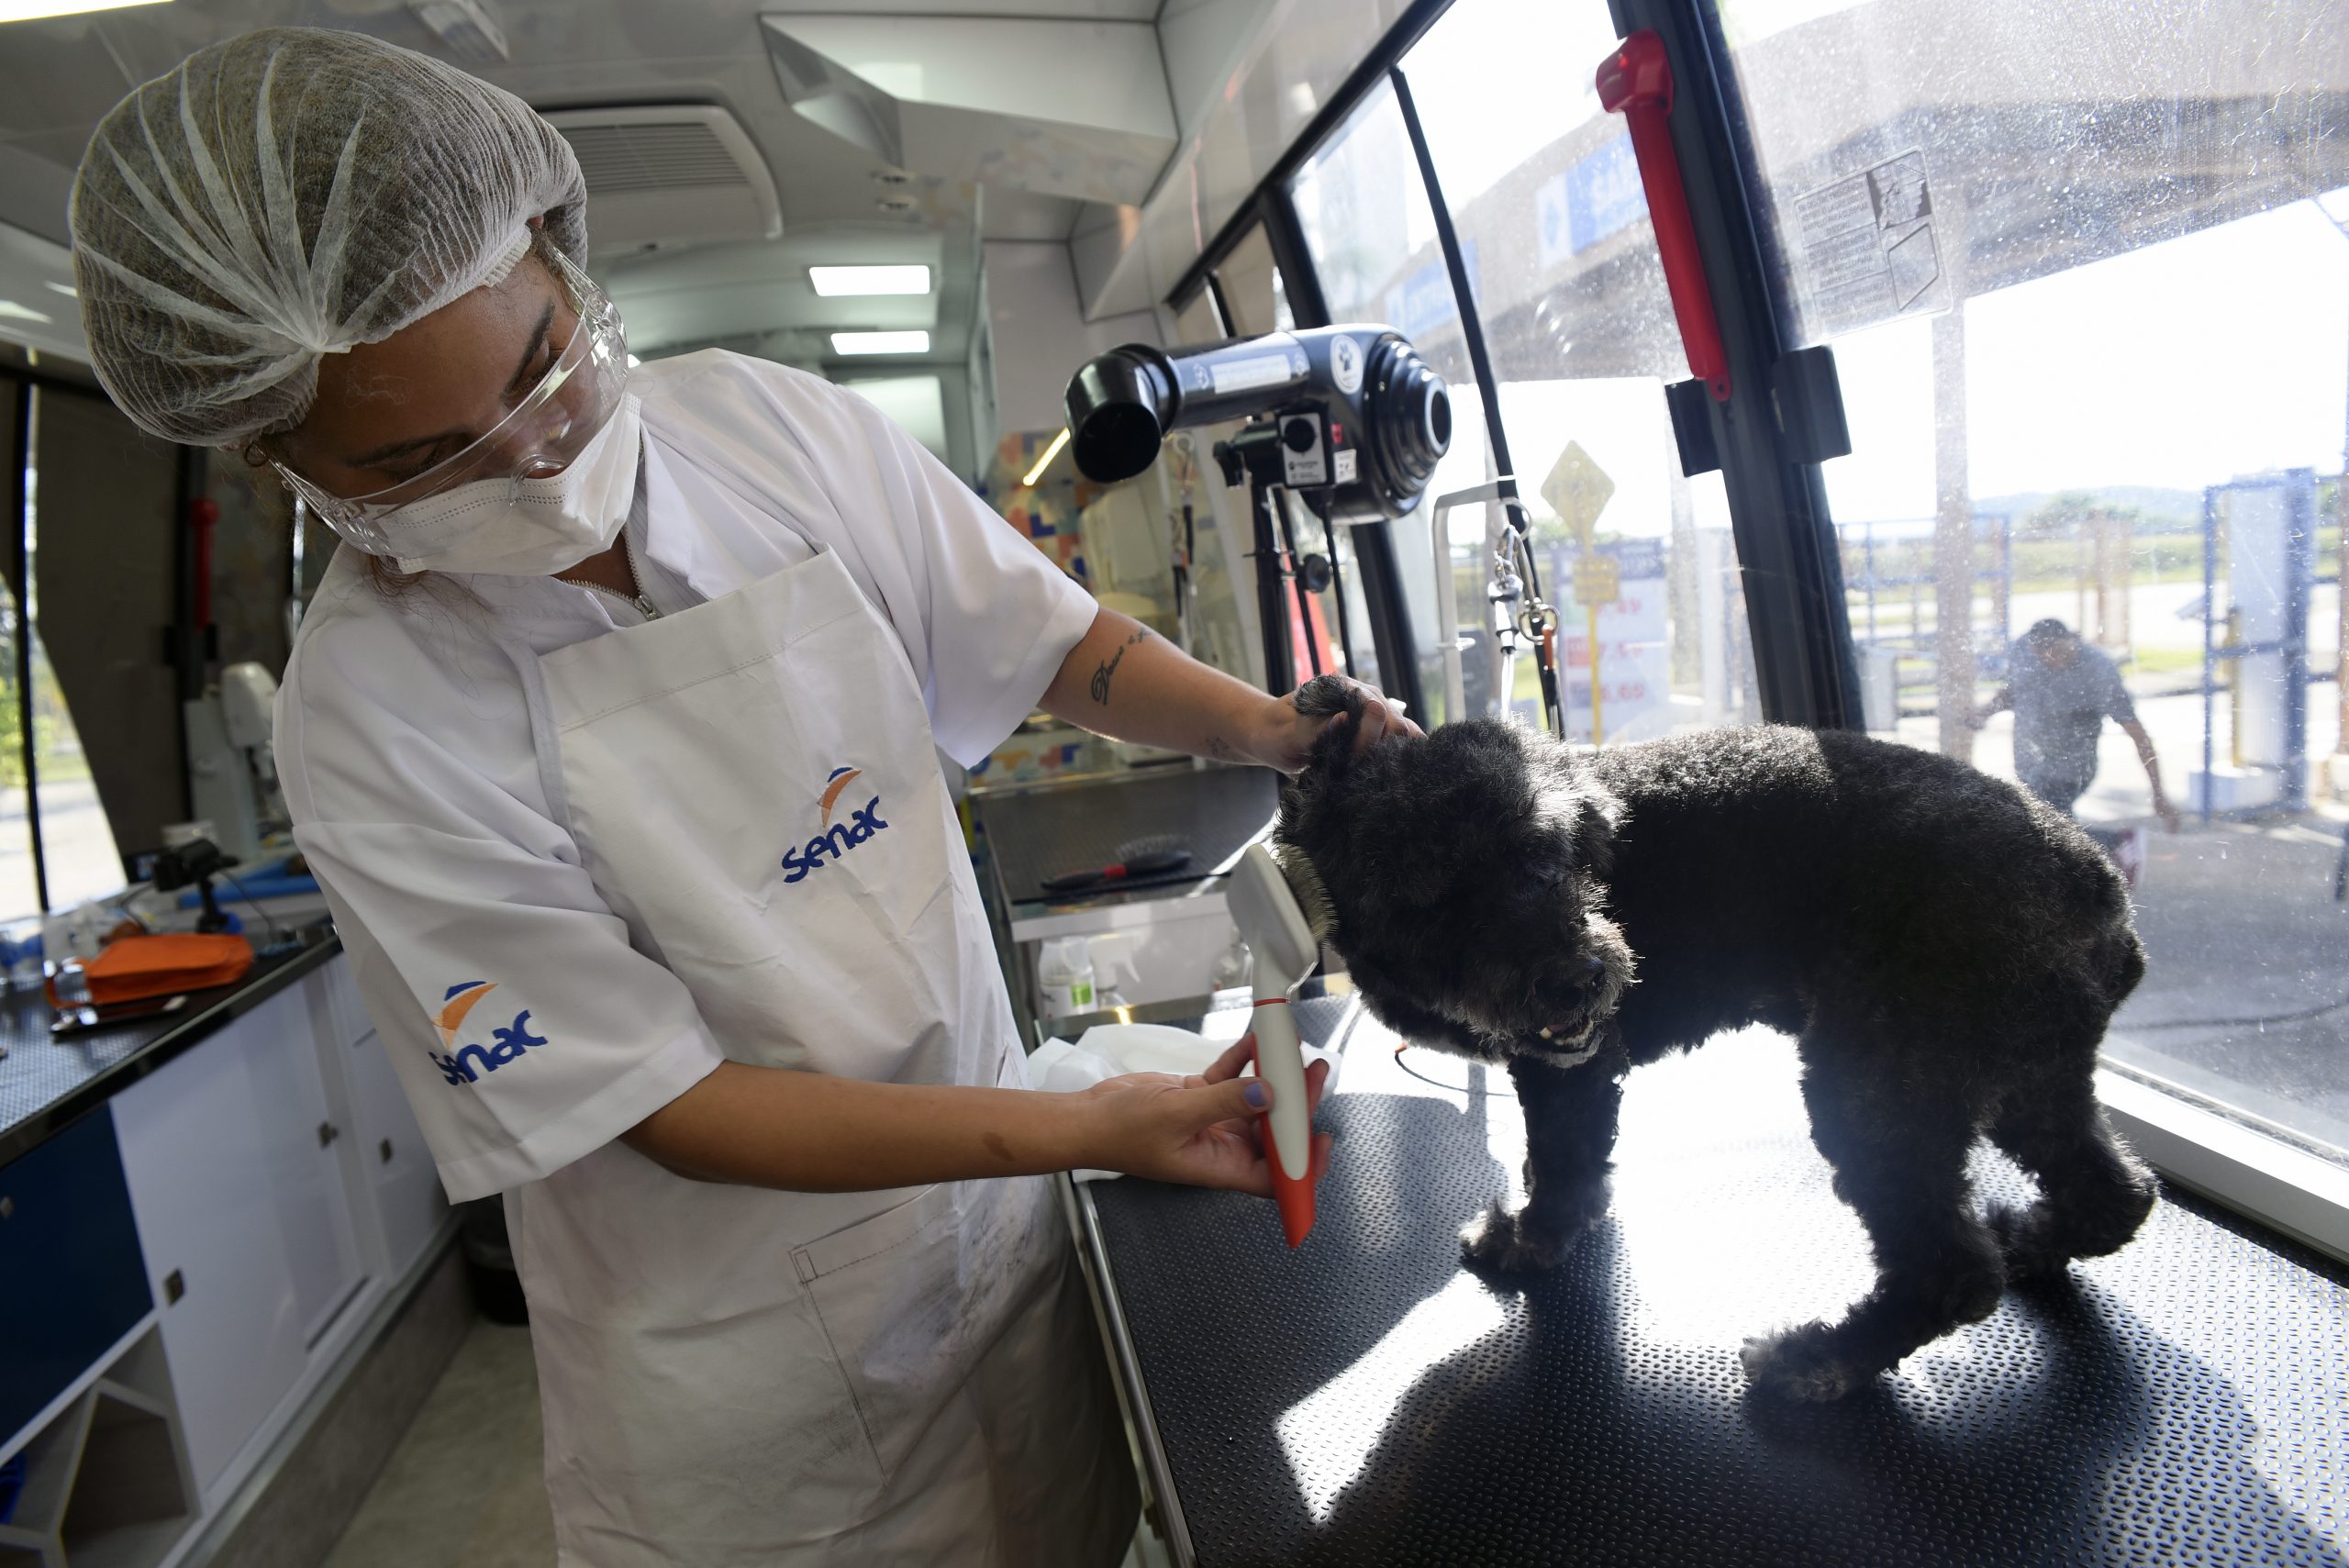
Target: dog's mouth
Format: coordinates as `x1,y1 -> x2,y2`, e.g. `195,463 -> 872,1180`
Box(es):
1521,1004 -> 1616,1051
1457,1001 -> 1614,1063
1498,955 -> 1632,1062
1425,917 -> 1636,1065
1530,1013 -> 1607,1063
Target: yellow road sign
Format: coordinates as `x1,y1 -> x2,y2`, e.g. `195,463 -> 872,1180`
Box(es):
1542,440 -> 1614,548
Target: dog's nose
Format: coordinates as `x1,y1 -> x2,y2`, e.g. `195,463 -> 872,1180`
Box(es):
1578,955 -> 1607,985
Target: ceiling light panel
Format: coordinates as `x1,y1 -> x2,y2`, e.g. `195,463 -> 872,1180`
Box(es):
831,330 -> 929,355
810,265 -> 931,297
1,0 -> 167,19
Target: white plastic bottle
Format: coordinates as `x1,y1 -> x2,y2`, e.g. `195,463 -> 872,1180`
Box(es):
6,923 -> 42,992
1037,937 -> 1098,1019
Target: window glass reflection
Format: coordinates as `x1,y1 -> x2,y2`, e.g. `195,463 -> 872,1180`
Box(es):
1394,0 -> 1762,737
1720,0 -> 2349,1158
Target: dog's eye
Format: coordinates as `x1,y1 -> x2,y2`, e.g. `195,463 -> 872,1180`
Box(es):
1512,868 -> 1569,906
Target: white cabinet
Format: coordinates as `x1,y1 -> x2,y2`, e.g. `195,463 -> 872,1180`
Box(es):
109,1021 -> 310,1499
237,985 -> 365,1345
341,1017 -> 447,1281
304,956 -> 446,1283
107,949 -> 451,1512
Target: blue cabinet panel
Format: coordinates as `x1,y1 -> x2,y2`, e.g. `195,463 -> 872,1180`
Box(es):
0,1108 -> 152,1441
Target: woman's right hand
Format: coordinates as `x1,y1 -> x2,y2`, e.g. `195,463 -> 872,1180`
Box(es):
1072,1036 -> 1334,1196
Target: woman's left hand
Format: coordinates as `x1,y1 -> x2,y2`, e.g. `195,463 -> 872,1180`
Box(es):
1074,1035 -> 1334,1195
1253,674 -> 1422,775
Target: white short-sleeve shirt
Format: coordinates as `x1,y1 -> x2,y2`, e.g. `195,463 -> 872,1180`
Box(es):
276,352 -> 1097,1202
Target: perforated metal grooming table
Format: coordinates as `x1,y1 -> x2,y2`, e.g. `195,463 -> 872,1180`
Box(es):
1063,988 -> 2349,1568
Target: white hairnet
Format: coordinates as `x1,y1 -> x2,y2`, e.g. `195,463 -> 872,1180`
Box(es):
69,27 -> 588,449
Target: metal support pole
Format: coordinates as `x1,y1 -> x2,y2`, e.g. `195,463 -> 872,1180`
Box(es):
1249,476 -> 1296,698
2287,470 -> 2313,811
1272,492 -> 1323,680
1997,515 -> 2012,650
1864,522 -> 1876,642
2326,203 -> 2349,765
1932,309 -> 1974,759
6,384 -> 44,911
2201,486 -> 2217,824
1320,512 -> 1357,679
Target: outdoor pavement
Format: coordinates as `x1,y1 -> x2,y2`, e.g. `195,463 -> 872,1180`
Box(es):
0,773 -> 130,914
1904,684 -> 2349,1157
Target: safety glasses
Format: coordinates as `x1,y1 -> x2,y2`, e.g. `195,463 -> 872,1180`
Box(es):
276,241 -> 631,552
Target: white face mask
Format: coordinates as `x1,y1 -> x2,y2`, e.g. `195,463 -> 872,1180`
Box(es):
380,395 -> 643,577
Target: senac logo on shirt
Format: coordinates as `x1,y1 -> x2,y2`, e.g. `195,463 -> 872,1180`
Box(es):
428,980 -> 551,1087
782,764 -> 890,884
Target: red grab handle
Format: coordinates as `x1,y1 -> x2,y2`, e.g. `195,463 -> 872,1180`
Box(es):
1597,31 -> 1731,402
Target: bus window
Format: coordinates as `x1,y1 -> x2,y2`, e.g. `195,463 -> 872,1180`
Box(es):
1717,0 -> 2349,1161
1287,86 -> 1493,725
1168,287 -> 1225,347
1217,225 -> 1295,338
1376,4 -> 1765,737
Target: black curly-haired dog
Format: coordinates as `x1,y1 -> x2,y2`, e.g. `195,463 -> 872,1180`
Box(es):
1277,677 -> 2156,1401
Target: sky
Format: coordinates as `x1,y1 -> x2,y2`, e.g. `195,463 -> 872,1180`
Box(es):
1828,200 -> 2349,520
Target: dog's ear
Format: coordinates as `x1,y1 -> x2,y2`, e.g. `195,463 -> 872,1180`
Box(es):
1292,673 -> 1359,720
1275,675 -> 1365,859
1294,673 -> 1366,779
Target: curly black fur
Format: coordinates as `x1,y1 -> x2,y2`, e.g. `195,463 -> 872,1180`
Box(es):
1279,675 -> 2157,1401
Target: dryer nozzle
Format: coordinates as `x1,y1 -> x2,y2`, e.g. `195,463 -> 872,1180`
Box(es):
1066,348 -> 1176,484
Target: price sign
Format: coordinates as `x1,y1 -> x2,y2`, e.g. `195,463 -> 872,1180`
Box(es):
1570,551 -> 1620,608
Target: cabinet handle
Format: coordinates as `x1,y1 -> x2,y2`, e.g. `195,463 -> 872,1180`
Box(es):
164,1268 -> 185,1305
379,1138 -> 395,1164
317,1121 -> 340,1148
0,1195 -> 13,1221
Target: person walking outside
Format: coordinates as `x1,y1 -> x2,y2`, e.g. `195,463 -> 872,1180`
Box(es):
1971,617 -> 2180,882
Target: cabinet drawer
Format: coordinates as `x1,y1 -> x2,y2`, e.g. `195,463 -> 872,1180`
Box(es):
0,1110 -> 152,1444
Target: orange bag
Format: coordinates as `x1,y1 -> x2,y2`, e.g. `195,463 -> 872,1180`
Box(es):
59,933 -> 254,1007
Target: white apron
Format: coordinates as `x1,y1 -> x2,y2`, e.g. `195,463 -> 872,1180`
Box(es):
511,546 -> 1136,1565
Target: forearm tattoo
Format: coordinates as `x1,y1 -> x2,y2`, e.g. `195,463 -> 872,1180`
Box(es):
1089,628 -> 1150,706
1204,733 -> 1239,762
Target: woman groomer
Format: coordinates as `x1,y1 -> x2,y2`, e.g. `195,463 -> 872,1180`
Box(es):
71,29 -> 1416,1565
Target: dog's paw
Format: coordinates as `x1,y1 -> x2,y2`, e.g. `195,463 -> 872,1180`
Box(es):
1739,1323 -> 1871,1403
1459,1202 -> 1570,1276
1986,1200 -> 2073,1282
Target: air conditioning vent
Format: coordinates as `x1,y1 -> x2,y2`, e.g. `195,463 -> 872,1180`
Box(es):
562,123 -> 743,192
544,106 -> 782,252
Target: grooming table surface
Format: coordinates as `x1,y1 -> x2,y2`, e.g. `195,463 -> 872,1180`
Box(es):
975,766 -> 1277,906
1079,1005 -> 2348,1567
